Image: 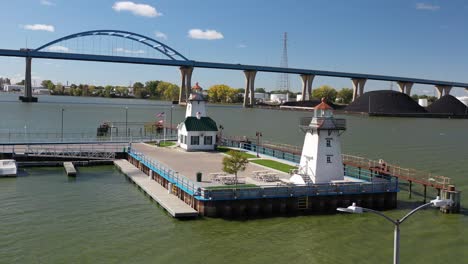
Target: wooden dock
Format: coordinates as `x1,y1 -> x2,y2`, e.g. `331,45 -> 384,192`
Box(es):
63,162 -> 77,176
113,159 -> 198,218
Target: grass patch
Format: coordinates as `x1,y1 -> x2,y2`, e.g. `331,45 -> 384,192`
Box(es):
204,184 -> 259,190
216,146 -> 257,159
250,159 -> 297,173
148,141 -> 176,147
159,141 -> 176,147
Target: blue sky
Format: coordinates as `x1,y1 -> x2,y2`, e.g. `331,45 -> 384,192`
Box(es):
0,0 -> 467,96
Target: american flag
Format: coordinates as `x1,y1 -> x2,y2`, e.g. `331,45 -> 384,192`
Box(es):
156,112 -> 165,117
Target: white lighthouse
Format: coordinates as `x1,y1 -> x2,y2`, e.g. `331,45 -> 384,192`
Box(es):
290,98 -> 346,184
177,82 -> 218,151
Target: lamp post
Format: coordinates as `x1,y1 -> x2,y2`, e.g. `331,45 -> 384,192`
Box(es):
125,106 -> 128,138
218,125 -> 224,145
255,131 -> 262,158
61,108 -> 64,142
337,196 -> 453,264
170,105 -> 174,137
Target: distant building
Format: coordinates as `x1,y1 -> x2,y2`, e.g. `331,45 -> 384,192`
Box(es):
177,83 -> 218,151
3,85 -> 25,92
270,93 -> 287,103
33,88 -> 50,95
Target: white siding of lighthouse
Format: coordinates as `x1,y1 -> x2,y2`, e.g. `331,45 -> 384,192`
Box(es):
298,129 -> 344,184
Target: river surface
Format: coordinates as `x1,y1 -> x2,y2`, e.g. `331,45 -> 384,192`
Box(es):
0,94 -> 466,263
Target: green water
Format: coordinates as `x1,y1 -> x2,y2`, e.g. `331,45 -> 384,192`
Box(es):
0,94 -> 467,263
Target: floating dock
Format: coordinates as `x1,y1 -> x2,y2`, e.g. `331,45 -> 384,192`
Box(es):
63,162 -> 77,176
114,159 -> 198,218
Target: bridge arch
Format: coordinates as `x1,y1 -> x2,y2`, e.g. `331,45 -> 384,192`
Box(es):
34,29 -> 189,61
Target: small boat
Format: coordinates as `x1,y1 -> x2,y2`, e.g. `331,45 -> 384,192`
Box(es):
0,159 -> 17,177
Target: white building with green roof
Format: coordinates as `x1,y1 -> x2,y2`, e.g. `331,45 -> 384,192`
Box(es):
177,86 -> 218,151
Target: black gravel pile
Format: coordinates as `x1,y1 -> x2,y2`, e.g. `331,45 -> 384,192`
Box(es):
426,95 -> 468,115
344,90 -> 427,114
282,99 -> 345,110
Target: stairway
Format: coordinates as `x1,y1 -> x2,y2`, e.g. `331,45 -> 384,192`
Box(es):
297,196 -> 308,210
300,174 -> 312,184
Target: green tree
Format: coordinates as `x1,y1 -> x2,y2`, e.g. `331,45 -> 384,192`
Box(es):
41,80 -> 54,89
312,85 -> 338,102
337,88 -> 353,104
222,150 -> 249,185
255,88 -> 266,93
104,85 -> 113,97
133,82 -> 145,98
145,80 -> 160,98
161,83 -> 180,101
16,80 -> 25,85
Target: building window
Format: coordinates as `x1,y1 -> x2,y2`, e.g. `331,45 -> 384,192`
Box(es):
184,136 -> 187,144
204,136 -> 212,145
326,155 -> 332,163
191,136 -> 200,145
326,138 -> 332,147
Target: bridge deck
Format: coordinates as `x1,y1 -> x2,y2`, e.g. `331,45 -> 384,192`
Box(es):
114,159 -> 198,218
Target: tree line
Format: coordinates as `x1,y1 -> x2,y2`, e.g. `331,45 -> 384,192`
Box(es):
37,79 -> 355,104
40,80 -> 180,101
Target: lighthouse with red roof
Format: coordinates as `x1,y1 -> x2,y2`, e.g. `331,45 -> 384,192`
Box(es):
290,98 -> 346,184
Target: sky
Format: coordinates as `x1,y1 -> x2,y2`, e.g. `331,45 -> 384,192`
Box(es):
0,0 -> 468,96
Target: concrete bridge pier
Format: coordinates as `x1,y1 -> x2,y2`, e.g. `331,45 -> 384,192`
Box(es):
243,70 -> 257,107
19,57 -> 38,103
397,82 -> 413,95
300,74 -> 314,101
179,66 -> 193,104
351,78 -> 367,101
435,85 -> 452,99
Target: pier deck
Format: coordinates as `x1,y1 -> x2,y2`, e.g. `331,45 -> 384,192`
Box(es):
131,143 -> 289,187
63,162 -> 77,176
114,159 -> 198,218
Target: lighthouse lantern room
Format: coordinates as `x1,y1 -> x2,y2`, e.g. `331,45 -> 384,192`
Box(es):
290,98 -> 347,184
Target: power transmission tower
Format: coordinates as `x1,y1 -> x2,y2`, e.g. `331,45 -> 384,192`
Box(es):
277,32 -> 290,98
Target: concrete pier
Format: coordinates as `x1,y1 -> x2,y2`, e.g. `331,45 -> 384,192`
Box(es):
243,70 -> 257,107
179,66 -> 193,104
63,162 -> 77,176
114,159 -> 198,218
351,78 -> 367,101
300,74 -> 314,101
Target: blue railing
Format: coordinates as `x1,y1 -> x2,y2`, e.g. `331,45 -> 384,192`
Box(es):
128,149 -> 398,202
222,139 -> 301,163
128,150 -> 200,196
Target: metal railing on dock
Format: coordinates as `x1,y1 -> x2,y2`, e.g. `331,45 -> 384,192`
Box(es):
342,154 -> 451,190
128,151 -> 200,196
222,138 -> 453,191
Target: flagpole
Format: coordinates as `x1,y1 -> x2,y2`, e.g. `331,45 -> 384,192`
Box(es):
163,112 -> 166,143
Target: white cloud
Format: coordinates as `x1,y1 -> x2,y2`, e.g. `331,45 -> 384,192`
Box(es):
238,44 -> 247,48
48,45 -> 69,52
416,3 -> 440,11
155,31 -> 167,40
112,1 -> 162,17
188,29 -> 224,40
114,47 -> 145,54
22,24 -> 55,32
40,0 -> 55,6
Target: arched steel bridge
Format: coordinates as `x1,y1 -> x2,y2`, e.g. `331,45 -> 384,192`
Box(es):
0,29 -> 467,105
